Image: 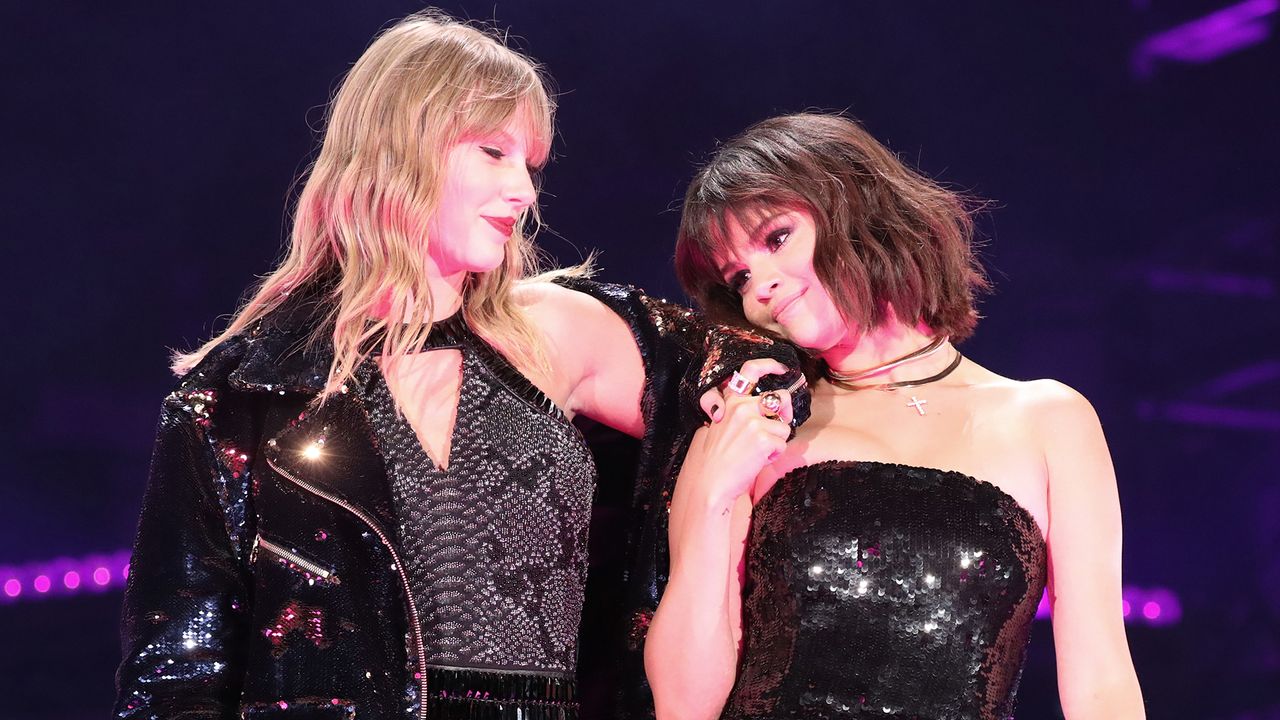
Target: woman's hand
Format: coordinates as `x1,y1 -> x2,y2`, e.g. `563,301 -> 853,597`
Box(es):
697,358 -> 795,424
684,359 -> 794,512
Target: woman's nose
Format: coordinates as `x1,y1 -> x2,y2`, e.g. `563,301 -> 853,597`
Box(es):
754,275 -> 780,303
505,166 -> 536,210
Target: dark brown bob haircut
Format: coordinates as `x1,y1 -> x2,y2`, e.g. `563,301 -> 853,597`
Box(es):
675,113 -> 988,343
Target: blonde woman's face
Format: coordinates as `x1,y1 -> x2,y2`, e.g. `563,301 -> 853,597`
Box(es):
425,119 -> 538,276
716,207 -> 848,352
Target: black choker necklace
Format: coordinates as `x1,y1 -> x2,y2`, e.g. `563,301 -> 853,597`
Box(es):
827,350 -> 963,392
824,336 -> 963,415
825,335 -> 950,384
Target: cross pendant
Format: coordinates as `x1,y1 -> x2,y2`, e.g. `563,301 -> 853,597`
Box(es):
906,396 -> 928,415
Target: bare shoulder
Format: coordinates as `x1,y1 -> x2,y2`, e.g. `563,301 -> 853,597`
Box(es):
955,363 -> 1104,459
1002,377 -> 1091,410
984,378 -> 1108,478
512,279 -> 613,333
511,278 -> 635,374
1015,379 -> 1100,435
965,362 -> 1098,427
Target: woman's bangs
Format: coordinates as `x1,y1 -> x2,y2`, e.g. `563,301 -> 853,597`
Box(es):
457,70 -> 553,167
679,202 -> 738,290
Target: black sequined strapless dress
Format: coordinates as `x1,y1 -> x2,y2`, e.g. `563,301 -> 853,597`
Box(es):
723,461 -> 1047,720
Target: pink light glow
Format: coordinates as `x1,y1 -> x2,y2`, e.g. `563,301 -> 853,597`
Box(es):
0,549 -> 134,604
1041,586 -> 1181,626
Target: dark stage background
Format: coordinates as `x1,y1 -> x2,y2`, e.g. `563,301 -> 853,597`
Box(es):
2,2 -> 1277,718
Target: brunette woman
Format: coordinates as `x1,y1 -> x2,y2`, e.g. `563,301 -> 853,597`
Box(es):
645,113 -> 1143,719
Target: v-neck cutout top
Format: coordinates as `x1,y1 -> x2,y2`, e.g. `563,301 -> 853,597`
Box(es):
363,312 -> 598,680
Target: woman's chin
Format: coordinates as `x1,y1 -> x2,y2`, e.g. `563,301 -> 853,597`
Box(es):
464,253 -> 506,275
787,327 -> 843,355
771,321 -> 816,350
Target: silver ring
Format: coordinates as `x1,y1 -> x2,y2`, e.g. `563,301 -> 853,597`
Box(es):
726,371 -> 756,396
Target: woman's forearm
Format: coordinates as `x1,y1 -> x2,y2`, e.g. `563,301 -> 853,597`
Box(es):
647,398 -> 785,719
646,486 -> 741,720
1061,677 -> 1145,720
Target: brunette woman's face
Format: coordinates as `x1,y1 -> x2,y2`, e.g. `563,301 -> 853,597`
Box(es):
425,118 -> 538,276
717,207 -> 849,352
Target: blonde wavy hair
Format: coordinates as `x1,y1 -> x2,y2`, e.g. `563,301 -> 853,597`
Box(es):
173,10 -> 558,397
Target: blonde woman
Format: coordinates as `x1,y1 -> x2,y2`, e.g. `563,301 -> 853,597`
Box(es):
114,12 -> 802,719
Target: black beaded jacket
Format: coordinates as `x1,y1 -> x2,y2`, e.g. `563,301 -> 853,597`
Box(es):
114,277 -> 807,720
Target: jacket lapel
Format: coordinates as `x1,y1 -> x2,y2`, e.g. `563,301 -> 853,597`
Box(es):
263,387 -> 400,534
228,292 -> 400,534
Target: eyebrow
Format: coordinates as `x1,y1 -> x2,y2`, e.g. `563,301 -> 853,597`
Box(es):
476,130 -> 515,145
715,211 -> 784,278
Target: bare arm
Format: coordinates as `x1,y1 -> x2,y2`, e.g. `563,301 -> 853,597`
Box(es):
647,432 -> 744,720
646,387 -> 790,719
1035,382 -> 1145,719
528,278 -> 810,440
517,281 -> 647,436
563,289 -> 647,437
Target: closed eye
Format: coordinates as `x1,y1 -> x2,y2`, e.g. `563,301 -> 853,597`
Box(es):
481,145 -> 505,160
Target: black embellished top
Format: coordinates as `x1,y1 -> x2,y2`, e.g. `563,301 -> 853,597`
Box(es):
365,314 -> 596,718
723,461 -> 1047,720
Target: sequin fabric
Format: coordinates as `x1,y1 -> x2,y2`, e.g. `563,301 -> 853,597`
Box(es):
365,313 -> 596,712
115,277 -> 807,720
723,461 -> 1047,720
556,279 -> 813,718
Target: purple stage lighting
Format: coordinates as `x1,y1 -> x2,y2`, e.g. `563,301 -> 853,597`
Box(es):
1139,401 -> 1280,433
1144,267 -> 1276,299
1035,586 -> 1182,626
1133,0 -> 1278,79
2,547 -> 1184,630
0,549 -> 132,604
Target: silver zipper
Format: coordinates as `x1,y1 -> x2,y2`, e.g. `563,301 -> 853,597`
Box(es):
253,534 -> 337,581
267,454 -> 430,720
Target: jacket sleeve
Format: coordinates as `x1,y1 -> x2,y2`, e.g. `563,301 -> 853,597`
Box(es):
552,277 -> 808,719
114,388 -> 254,719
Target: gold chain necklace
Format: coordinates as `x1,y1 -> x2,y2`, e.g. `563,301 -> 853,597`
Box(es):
824,336 -> 963,416
824,335 -> 950,384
